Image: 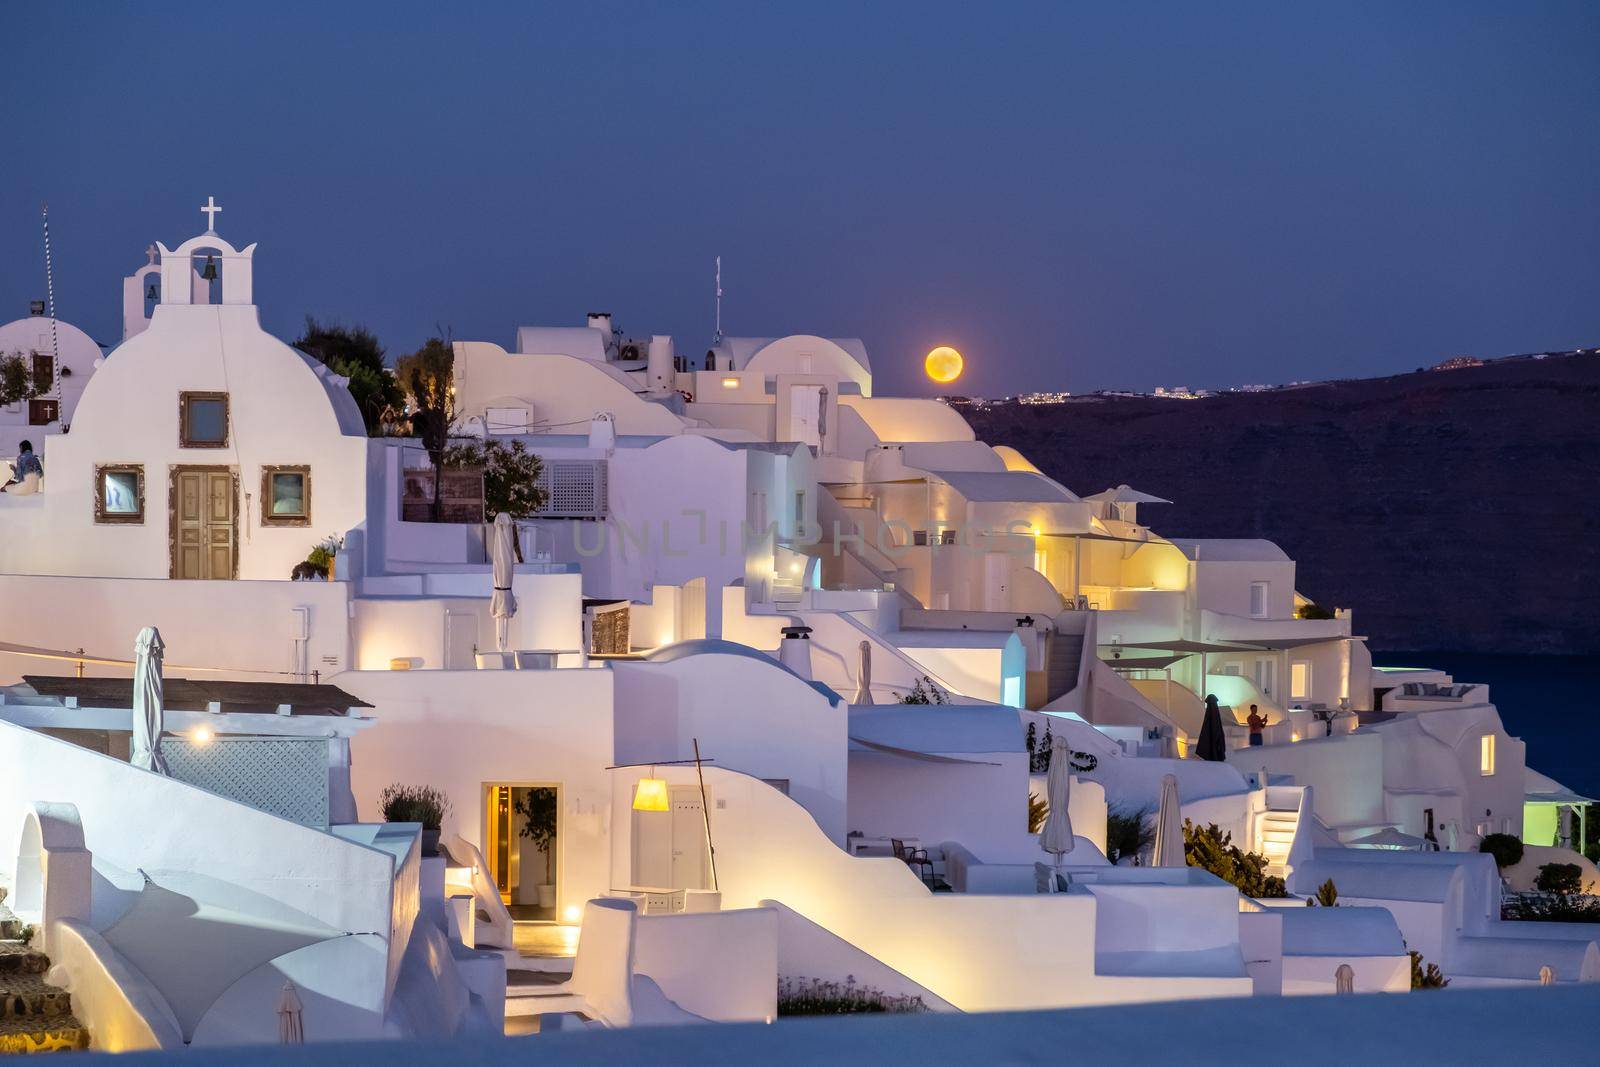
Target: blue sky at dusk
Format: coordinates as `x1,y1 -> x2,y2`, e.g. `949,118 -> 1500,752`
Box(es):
3,1 -> 1597,397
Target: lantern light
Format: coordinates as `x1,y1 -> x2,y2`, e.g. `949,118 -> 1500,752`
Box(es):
633,774 -> 670,812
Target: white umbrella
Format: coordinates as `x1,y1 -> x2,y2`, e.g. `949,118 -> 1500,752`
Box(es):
490,512 -> 518,653
1347,827 -> 1427,850
1083,484 -> 1172,505
1040,734 -> 1075,869
131,626 -> 168,775
853,640 -> 874,704
1152,773 -> 1185,867
277,981 -> 304,1044
1334,963 -> 1355,994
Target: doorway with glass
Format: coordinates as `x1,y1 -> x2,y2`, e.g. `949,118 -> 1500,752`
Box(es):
484,783 -> 560,922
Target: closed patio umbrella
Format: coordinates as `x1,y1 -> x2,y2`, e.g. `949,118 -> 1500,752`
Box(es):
1152,773 -> 1185,867
277,981 -> 304,1044
1040,734 -> 1075,870
853,640 -> 874,704
490,512 -> 518,653
131,626 -> 169,775
1196,694 -> 1228,762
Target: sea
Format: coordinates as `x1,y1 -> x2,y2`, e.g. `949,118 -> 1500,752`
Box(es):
1374,653 -> 1600,799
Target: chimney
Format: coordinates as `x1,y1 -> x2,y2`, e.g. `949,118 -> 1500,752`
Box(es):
29,300 -> 45,316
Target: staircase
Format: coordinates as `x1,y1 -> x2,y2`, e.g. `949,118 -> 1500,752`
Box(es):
0,904 -> 89,1053
1045,630 -> 1084,703
1256,809 -> 1299,874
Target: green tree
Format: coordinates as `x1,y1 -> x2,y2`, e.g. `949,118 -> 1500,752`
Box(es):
0,350 -> 43,408
1306,877 -> 1339,907
395,338 -> 456,522
293,318 -> 403,436
1183,820 -> 1289,898
443,438 -> 547,558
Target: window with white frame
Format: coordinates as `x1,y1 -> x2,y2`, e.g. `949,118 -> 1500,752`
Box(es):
1249,580 -> 1270,619
1290,660 -> 1311,701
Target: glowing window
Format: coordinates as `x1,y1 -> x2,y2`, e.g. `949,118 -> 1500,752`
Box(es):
94,464 -> 144,524
1290,661 -> 1311,700
721,376 -> 739,389
261,466 -> 310,526
1480,733 -> 1496,776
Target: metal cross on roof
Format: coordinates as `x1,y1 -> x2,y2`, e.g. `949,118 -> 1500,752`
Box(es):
201,195 -> 222,233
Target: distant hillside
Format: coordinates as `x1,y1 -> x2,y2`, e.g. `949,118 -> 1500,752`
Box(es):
962,353 -> 1600,655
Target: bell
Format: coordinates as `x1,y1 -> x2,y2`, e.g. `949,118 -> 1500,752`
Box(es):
146,281 -> 159,299
201,254 -> 218,281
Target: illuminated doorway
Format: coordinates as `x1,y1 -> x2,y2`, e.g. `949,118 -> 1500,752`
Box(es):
484,783 -> 560,921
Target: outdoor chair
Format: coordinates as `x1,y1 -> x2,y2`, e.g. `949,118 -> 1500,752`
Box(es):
892,838 -> 934,884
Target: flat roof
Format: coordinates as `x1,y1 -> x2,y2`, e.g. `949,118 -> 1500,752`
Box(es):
20,676 -> 372,716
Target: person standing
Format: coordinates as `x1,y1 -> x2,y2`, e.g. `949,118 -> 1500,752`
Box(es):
1247,704 -> 1267,747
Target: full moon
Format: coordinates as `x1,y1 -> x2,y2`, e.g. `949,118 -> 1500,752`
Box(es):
925,345 -> 964,384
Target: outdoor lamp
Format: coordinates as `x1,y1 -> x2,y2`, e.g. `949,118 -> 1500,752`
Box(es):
633,774 -> 670,812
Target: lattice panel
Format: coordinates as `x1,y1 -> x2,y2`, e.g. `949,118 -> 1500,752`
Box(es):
164,737 -> 330,829
591,604 -> 631,655
537,460 -> 608,519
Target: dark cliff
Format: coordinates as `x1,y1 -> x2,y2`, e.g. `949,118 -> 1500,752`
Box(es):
961,353 -> 1600,654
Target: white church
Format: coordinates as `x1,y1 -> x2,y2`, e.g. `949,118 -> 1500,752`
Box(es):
0,202 -> 1595,1053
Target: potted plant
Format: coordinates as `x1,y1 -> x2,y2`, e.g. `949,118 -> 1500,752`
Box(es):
513,788 -> 558,909
380,784 -> 450,857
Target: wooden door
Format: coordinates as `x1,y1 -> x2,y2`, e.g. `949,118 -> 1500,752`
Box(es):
171,467 -> 236,579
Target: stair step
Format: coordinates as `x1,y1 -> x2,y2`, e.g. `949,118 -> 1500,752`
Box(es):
0,975 -> 72,1020
0,1014 -> 90,1054
0,943 -> 49,977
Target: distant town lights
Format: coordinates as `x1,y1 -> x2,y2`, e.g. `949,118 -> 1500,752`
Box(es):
924,346 -> 964,384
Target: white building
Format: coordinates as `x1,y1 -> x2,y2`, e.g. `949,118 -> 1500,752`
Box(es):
0,207 -> 1595,1053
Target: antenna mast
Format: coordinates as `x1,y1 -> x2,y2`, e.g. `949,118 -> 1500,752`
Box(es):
713,256 -> 724,345
40,203 -> 61,398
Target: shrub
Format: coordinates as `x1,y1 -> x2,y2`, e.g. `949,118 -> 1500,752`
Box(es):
380,784 -> 450,830
1183,821 -> 1288,898
1479,833 -> 1524,870
1024,721 -> 1099,774
1409,950 -> 1449,989
1511,895 -> 1600,923
1105,806 -> 1154,865
1535,863 -> 1584,896
1028,793 -> 1048,835
1295,602 -> 1336,621
777,976 -> 927,1016
1305,878 -> 1339,907
900,676 -> 948,705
